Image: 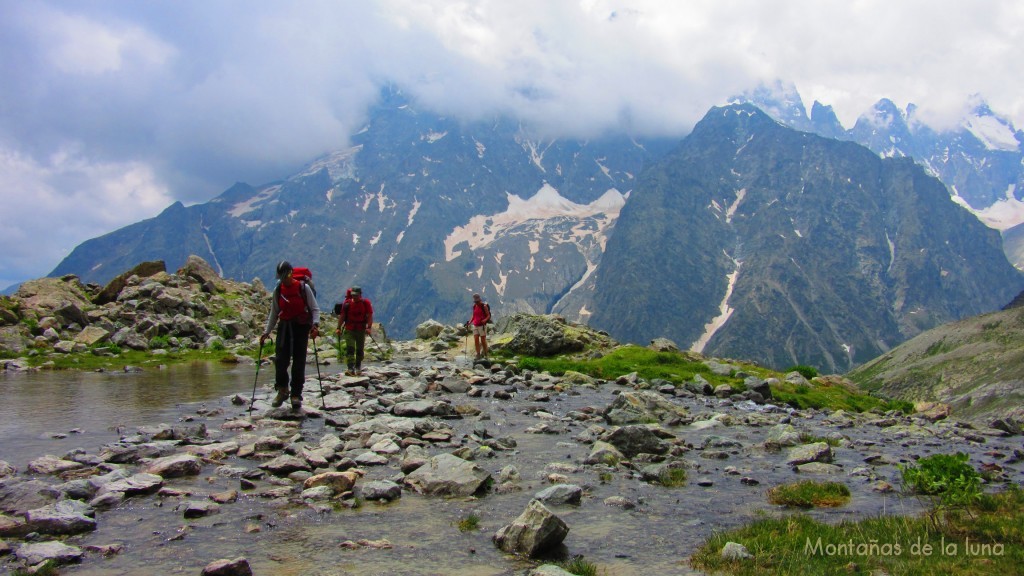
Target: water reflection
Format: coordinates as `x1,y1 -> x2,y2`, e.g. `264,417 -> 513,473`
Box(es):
0,362 -> 258,465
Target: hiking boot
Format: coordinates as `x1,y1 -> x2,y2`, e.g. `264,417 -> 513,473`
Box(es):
345,369 -> 355,376
290,396 -> 302,410
271,388 -> 288,408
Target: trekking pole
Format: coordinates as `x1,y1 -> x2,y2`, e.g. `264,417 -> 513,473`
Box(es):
248,338 -> 270,416
311,335 -> 326,409
368,330 -> 387,360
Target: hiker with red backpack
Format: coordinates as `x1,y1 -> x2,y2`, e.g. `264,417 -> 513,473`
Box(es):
260,261 -> 320,409
468,293 -> 491,359
337,286 -> 373,375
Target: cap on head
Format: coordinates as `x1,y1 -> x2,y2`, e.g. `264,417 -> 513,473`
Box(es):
351,286 -> 362,295
276,260 -> 293,279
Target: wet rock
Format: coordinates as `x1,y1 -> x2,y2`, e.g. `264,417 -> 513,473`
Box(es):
534,484 -> 582,506
26,454 -> 84,476
766,424 -> 802,447
0,513 -> 29,538
529,566 -> 576,576
584,441 -> 624,466
260,455 -> 311,476
786,442 -> 833,466
183,500 -> 221,519
400,445 -> 429,474
201,557 -> 253,576
603,390 -> 689,425
210,490 -> 239,504
0,479 -> 58,514
96,473 -> 164,497
603,496 -> 635,509
990,416 -> 1022,436
145,454 -> 203,478
493,500 -> 569,557
303,471 -> 358,495
0,461 -> 16,479
24,500 -> 96,535
15,540 -> 84,566
404,453 -> 492,497
795,463 -> 843,475
601,425 -> 671,458
361,480 -> 403,502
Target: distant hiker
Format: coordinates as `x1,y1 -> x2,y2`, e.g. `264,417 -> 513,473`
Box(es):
260,261 -> 320,409
338,286 -> 373,375
468,293 -> 491,358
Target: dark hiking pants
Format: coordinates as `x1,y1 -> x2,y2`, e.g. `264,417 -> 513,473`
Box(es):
275,320 -> 310,396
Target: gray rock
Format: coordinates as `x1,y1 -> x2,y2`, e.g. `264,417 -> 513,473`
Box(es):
786,442 -> 833,466
534,484 -> 583,506
415,320 -> 445,339
766,424 -> 802,447
182,500 -> 221,518
201,557 -> 253,576
603,390 -> 689,425
97,473 -> 164,497
648,338 -> 680,352
144,453 -> 202,478
15,541 -> 84,566
0,479 -> 58,514
0,460 -> 16,479
584,441 -> 624,466
361,480 -> 403,502
602,425 -> 670,458
259,455 -> 311,476
24,500 -> 97,535
721,541 -> 753,560
404,453 -> 492,497
492,500 -> 569,557
26,454 -> 84,475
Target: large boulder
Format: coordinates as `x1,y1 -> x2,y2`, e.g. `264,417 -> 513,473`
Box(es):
415,320 -> 445,339
603,390 -> 689,425
14,276 -> 93,325
601,425 -> 671,458
493,500 -> 569,557
24,500 -> 97,535
403,453 -> 491,497
177,255 -> 228,293
93,260 -> 166,304
498,314 -> 611,357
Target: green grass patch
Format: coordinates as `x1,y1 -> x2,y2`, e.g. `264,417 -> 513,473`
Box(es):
22,347 -> 244,371
690,486 -> 1024,575
766,480 -> 851,508
518,345 -> 750,388
772,378 -> 911,413
557,556 -> 599,576
658,467 -> 688,488
456,513 -> 480,532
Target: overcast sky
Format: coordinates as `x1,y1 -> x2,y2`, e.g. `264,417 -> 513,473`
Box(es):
1,0 -> 1022,288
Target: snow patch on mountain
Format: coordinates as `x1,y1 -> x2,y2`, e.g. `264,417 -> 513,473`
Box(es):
228,184 -> 280,218
964,115 -> 1019,152
296,146 -> 361,182
960,184 -> 1024,230
443,184 -> 625,261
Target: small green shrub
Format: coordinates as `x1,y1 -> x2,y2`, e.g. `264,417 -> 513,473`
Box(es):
456,513 -> 480,532
658,467 -> 688,488
766,480 -> 851,508
558,556 -> 598,576
786,364 -> 818,379
901,452 -> 982,527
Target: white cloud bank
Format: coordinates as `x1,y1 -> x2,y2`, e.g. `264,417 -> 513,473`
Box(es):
1,0 -> 1022,286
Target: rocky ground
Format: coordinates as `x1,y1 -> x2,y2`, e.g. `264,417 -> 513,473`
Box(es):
1,332 -> 1022,575
1,258 -> 1022,574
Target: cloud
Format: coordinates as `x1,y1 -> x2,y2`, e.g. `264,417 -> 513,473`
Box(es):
1,0 -> 1022,285
0,147 -> 174,289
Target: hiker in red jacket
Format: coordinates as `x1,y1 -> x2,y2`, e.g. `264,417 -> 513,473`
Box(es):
469,293 -> 491,358
260,261 -> 320,409
339,286 -> 373,375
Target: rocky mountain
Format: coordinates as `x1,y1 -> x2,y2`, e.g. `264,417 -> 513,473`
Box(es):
738,82 -> 1024,266
48,90 -> 1024,373
50,87 -> 676,339
848,294 -> 1024,427
588,104 -> 1024,373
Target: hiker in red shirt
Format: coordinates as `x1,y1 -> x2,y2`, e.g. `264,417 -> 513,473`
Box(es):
469,293 -> 491,358
339,286 -> 373,375
260,261 -> 320,409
